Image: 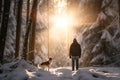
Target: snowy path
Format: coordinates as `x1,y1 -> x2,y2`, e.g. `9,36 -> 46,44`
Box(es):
50,67 -> 73,80
49,67 -> 120,80
0,60 -> 120,80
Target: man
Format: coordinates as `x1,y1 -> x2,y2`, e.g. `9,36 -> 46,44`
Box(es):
69,38 -> 81,71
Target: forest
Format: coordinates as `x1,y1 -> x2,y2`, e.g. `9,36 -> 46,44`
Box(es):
0,0 -> 120,71
0,0 -> 120,80
0,0 -> 120,67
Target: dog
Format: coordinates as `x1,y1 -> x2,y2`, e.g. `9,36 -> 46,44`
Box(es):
40,58 -> 52,71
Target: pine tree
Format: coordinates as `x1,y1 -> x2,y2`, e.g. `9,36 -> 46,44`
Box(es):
13,0 -> 17,16
28,0 -> 38,64
118,0 -> 120,26
0,0 -> 11,64
0,0 -> 2,25
22,0 -> 30,60
15,0 -> 23,58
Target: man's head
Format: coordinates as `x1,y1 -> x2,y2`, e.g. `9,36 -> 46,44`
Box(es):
73,38 -> 77,43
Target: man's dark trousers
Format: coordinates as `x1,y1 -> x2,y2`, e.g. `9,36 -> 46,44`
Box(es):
72,56 -> 79,71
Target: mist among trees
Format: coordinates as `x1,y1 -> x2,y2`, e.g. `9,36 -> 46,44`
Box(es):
0,0 -> 120,68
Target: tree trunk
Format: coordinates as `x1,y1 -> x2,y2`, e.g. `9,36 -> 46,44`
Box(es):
26,0 -> 30,25
13,0 -> 17,16
22,0 -> 30,60
118,0 -> 120,23
0,0 -> 2,25
28,0 -> 38,63
15,0 -> 23,58
0,0 -> 11,64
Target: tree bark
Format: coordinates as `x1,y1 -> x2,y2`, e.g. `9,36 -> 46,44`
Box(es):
13,0 -> 17,16
118,0 -> 120,24
15,0 -> 23,58
26,0 -> 30,25
0,0 -> 11,64
28,0 -> 38,63
22,0 -> 30,60
0,0 -> 2,25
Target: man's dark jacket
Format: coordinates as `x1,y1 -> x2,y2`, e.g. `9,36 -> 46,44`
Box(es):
69,40 -> 81,58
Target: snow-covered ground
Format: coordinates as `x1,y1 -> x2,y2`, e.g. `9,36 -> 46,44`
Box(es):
0,60 -> 120,80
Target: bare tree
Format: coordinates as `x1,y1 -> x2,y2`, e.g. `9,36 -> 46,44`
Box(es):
0,0 -> 11,64
15,0 -> 23,58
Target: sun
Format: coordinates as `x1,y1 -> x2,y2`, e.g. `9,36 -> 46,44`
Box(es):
48,0 -> 77,43
51,14 -> 73,30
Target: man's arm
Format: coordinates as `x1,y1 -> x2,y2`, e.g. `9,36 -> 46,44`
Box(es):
69,45 -> 72,58
79,45 -> 81,58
